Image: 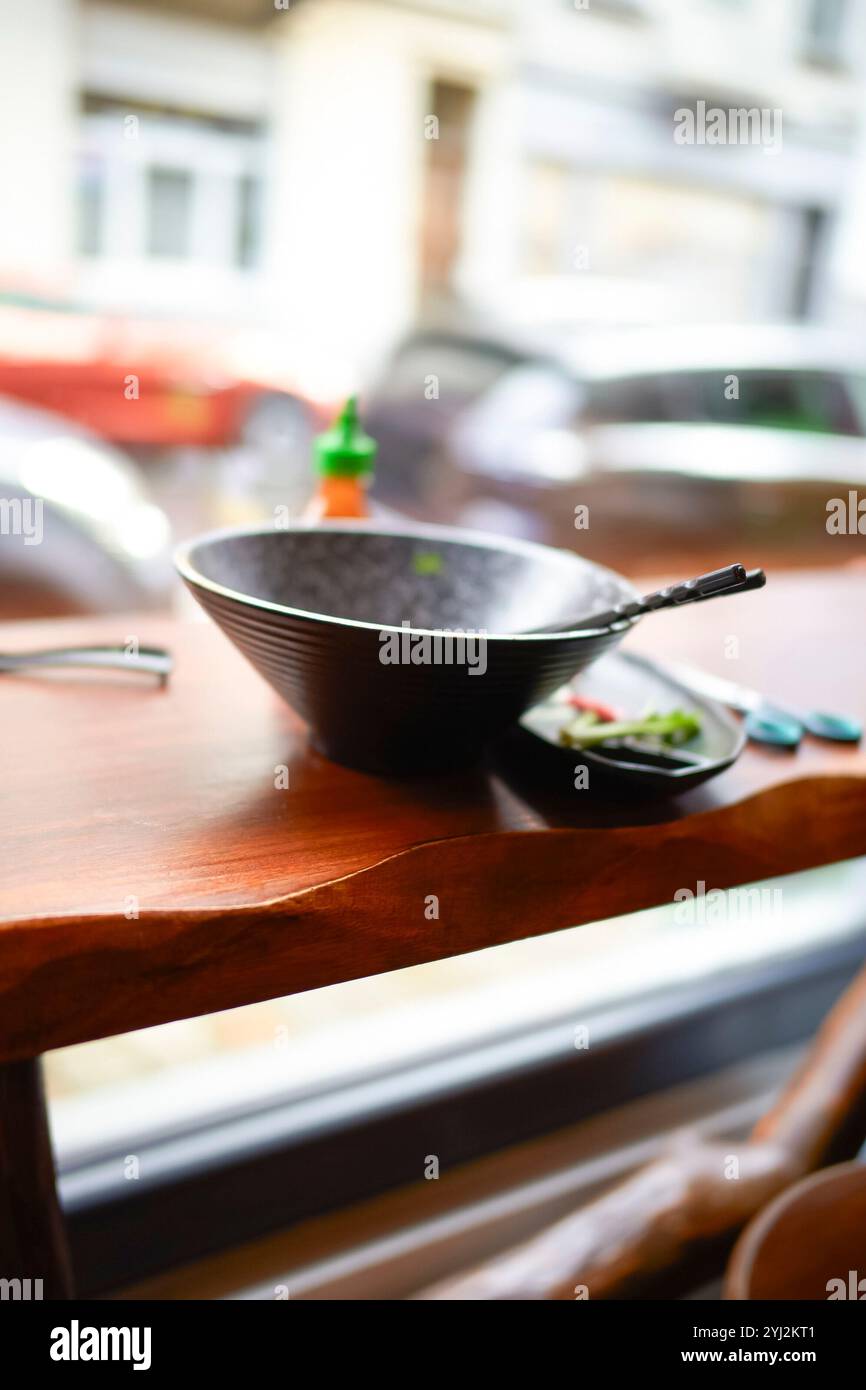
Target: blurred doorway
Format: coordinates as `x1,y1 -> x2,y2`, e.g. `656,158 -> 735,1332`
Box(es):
419,79 -> 477,301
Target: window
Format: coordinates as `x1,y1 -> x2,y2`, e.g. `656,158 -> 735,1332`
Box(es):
146,166 -> 193,258
77,155 -> 104,257
523,161 -> 572,276
802,0 -> 849,67
235,174 -> 261,269
519,168 -> 775,320
78,101 -> 264,273
690,370 -> 862,436
584,375 -> 675,425
583,370 -> 865,437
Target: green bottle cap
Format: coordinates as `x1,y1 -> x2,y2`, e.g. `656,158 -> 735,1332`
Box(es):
314,395 -> 377,477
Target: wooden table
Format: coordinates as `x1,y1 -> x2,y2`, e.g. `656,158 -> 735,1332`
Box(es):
2,568 -> 865,1296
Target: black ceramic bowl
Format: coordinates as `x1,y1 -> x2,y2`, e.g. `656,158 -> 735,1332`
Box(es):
175,522 -> 639,773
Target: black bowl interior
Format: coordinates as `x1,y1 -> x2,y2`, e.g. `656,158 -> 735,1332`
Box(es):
185,527 -> 634,634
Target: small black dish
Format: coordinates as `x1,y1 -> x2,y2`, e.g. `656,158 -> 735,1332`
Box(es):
517,649 -> 746,794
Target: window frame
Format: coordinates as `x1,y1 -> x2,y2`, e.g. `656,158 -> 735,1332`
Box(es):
78,107 -> 264,271
59,929 -> 866,1296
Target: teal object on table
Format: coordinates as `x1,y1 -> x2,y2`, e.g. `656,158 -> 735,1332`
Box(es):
800,710 -> 863,743
744,708 -> 804,748
665,666 -> 863,751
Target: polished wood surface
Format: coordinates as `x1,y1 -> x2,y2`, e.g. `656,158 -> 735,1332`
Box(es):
0,569 -> 864,1062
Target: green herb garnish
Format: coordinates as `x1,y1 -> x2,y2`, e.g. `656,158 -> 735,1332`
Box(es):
560,708 -> 702,749
412,551 -> 443,576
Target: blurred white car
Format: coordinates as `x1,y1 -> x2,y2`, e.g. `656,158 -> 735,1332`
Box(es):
425,327 -> 866,568
453,325 -> 866,483
0,396 -> 172,618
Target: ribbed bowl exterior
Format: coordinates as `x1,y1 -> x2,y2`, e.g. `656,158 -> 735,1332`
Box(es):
182,580 -> 628,773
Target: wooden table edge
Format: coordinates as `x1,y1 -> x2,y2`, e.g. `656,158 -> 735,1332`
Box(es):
2,772 -> 865,1064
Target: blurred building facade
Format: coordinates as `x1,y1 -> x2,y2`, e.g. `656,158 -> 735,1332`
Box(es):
3,0 -> 866,371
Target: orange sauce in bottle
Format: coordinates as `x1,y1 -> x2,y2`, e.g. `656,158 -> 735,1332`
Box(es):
303,396 -> 376,522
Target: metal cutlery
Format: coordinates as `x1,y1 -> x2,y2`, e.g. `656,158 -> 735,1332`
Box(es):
0,644 -> 173,684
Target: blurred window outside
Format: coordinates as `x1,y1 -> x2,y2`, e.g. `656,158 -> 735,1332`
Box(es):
802,0 -> 850,66
79,104 -> 264,272
78,153 -> 104,258
147,166 -> 192,258
524,166 -> 772,305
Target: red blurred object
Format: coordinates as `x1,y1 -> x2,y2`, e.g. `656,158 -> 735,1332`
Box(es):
566,692 -> 620,721
0,294 -> 325,447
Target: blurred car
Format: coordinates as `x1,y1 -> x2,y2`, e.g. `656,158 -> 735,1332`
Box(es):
0,292 -> 323,452
0,395 -> 172,618
449,420 -> 866,573
368,323 -> 866,568
365,324 -> 536,506
602,324 -> 866,432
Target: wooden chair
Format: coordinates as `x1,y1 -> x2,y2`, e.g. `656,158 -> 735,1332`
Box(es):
725,1162 -> 866,1300
419,959 -> 866,1300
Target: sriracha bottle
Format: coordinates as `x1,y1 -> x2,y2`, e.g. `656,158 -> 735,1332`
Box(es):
303,395 -> 376,521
